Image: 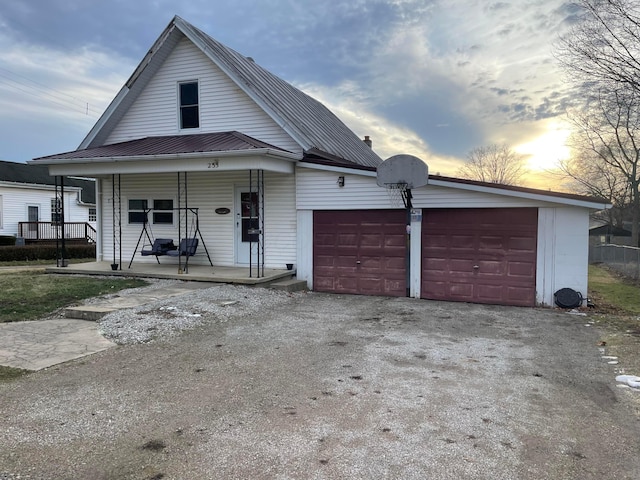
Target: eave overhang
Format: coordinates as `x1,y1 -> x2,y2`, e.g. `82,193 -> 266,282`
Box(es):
36,148 -> 301,177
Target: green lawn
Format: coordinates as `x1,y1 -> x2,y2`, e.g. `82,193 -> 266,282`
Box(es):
0,272 -> 147,323
589,264 -> 640,315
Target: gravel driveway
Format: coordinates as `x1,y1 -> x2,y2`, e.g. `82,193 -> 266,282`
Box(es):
1,285 -> 640,479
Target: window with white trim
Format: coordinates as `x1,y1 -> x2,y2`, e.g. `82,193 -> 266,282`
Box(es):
179,81 -> 199,129
152,199 -> 174,224
128,199 -> 174,225
128,199 -> 148,224
51,198 -> 61,224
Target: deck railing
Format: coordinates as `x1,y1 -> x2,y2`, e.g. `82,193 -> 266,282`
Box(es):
590,243 -> 640,280
18,222 -> 97,244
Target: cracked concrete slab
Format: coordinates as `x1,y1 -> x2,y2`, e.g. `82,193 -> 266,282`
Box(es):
0,319 -> 115,371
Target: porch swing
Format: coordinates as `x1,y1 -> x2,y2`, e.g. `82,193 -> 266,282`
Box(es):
128,206 -> 213,273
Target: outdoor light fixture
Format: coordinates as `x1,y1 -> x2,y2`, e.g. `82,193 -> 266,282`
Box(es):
337,176 -> 345,187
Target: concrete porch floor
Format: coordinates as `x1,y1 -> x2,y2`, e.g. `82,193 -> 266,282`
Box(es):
45,261 -> 297,286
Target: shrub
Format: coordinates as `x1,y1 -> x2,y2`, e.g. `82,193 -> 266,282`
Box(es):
0,244 -> 96,262
0,236 -> 16,246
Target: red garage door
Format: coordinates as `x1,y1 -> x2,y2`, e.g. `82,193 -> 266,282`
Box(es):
421,208 -> 537,306
314,210 -> 407,296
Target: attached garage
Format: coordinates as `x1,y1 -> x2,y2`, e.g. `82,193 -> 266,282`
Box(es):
421,208 -> 538,306
313,210 -> 407,296
296,164 -> 611,307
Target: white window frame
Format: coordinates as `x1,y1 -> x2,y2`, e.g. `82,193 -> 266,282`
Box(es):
178,80 -> 200,130
127,198 -> 176,226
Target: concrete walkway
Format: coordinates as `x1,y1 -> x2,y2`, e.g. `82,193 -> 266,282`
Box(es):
0,282 -> 214,371
0,320 -> 115,371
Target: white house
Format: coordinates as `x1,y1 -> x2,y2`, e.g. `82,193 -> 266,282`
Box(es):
32,16 -> 609,307
0,160 -> 96,242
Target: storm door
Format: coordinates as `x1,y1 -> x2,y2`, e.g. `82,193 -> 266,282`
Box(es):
235,187 -> 260,264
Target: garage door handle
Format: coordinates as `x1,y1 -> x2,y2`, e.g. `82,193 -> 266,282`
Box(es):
473,265 -> 479,270
356,261 -> 361,265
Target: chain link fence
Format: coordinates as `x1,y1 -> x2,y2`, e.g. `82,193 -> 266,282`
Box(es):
590,244 -> 640,280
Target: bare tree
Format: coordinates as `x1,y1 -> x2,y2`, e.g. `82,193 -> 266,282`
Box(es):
457,144 -> 527,185
555,0 -> 640,94
559,144 -> 631,228
556,0 -> 640,245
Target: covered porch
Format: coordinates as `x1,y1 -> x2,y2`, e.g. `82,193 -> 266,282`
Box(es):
45,261 -> 297,286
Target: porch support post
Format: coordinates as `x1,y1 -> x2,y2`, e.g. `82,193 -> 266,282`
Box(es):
55,176 -> 67,267
111,174 -> 122,270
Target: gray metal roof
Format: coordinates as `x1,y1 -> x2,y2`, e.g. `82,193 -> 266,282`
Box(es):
0,160 -> 95,204
76,16 -> 382,169
38,132 -> 291,161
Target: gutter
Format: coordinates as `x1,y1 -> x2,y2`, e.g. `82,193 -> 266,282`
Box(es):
32,148 -> 303,166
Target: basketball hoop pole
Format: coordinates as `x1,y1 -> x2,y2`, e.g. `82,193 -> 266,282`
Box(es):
376,154 -> 429,298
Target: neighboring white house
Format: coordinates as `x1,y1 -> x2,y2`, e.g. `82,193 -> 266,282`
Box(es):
32,16 -> 609,307
0,160 -> 96,242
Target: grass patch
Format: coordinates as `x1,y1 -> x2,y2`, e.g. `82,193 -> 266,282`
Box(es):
0,272 -> 147,323
0,365 -> 30,382
589,264 -> 640,315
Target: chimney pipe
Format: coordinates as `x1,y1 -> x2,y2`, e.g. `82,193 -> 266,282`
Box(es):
363,136 -> 372,148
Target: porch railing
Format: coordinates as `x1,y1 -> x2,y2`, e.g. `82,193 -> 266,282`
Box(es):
590,243 -> 640,280
18,222 -> 97,244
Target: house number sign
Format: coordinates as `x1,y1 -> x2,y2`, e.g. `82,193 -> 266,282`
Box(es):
207,160 -> 219,169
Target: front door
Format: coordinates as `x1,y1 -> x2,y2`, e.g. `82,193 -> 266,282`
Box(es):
27,205 -> 39,234
235,187 -> 260,264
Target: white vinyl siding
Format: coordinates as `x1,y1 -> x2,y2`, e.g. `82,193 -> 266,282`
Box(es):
106,38 -> 301,154
100,172 -> 296,268
0,184 -> 89,237
296,168 -> 560,210
536,207 -> 589,306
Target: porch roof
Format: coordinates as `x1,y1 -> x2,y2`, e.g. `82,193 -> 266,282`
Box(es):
33,131 -> 299,162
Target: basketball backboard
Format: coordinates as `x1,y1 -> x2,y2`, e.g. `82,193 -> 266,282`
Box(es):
376,154 -> 429,189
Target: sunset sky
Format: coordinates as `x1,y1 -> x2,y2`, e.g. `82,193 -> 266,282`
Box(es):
0,0 -> 582,188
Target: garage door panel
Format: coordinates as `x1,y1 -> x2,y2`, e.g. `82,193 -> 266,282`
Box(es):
478,260 -> 504,275
384,234 -> 407,247
450,259 -> 475,273
476,284 -> 504,302
449,283 -> 474,298
507,261 -> 535,277
451,235 -> 475,248
506,287 -> 535,306
424,234 -> 450,248
314,277 -> 335,290
314,210 -> 407,297
336,233 -> 358,246
479,236 -> 505,250
509,241 -> 536,252
422,208 -> 537,306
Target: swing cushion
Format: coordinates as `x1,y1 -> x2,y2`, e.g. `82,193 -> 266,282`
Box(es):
166,238 -> 198,257
141,238 -> 176,256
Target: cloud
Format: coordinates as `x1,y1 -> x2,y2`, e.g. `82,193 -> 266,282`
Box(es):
298,81 -> 465,175
0,28 -> 131,160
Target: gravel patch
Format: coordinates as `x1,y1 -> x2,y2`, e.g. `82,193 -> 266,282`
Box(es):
2,291 -> 640,478
97,281 -> 301,344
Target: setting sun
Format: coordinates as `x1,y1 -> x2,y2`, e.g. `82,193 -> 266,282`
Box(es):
514,121 -> 572,172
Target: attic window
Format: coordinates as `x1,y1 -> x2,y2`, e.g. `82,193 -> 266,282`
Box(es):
179,81 -> 199,129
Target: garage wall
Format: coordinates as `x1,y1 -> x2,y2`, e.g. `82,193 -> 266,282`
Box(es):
297,167 -> 556,209
536,207 -> 589,306
297,166 -> 594,306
